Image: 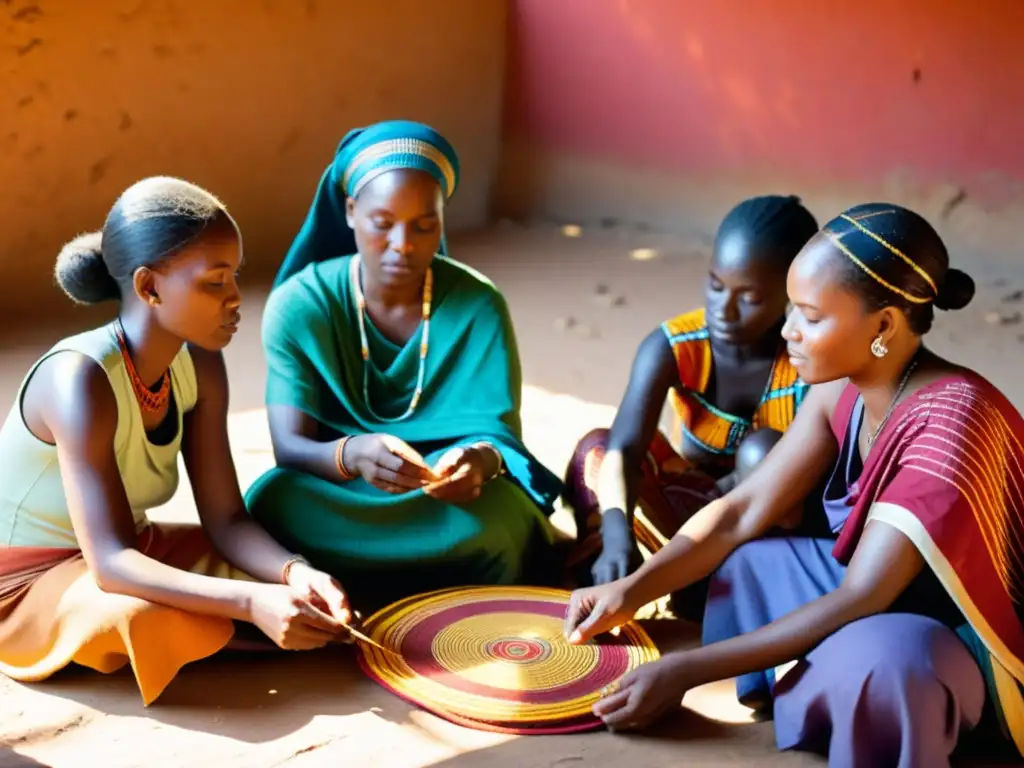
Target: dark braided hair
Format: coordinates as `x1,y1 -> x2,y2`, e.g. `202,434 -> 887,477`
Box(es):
715,195 -> 819,269
55,177 -> 233,305
821,203 -> 975,334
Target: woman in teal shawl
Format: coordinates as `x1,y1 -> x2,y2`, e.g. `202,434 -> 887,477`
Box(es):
246,120 -> 562,613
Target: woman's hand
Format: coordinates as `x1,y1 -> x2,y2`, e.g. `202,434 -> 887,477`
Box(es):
285,562 -> 353,626
348,434 -> 437,493
563,578 -> 640,644
592,509 -> 642,585
594,654 -> 694,731
424,445 -> 498,504
246,583 -> 346,651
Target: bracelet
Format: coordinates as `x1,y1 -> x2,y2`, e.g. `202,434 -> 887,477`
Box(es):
472,442 -> 504,481
280,554 -> 310,585
335,436 -> 356,481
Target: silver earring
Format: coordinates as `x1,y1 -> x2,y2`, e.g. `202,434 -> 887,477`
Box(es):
871,335 -> 888,358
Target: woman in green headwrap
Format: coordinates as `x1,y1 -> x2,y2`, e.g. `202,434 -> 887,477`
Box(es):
246,120 -> 563,613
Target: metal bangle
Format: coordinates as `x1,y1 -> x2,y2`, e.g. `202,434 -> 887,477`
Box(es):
280,554 -> 310,585
472,442 -> 504,482
335,436 -> 356,481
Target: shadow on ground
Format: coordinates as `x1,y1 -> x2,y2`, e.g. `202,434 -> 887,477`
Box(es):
15,648 -> 395,745
0,749 -> 49,768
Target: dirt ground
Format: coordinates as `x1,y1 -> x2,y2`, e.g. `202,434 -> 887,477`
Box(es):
2,224 -> 1024,767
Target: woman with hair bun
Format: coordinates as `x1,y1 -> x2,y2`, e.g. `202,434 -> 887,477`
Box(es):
566,203 -> 1023,764
0,177 -> 352,705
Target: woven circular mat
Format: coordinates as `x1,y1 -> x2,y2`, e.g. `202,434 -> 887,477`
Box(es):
356,585 -> 660,734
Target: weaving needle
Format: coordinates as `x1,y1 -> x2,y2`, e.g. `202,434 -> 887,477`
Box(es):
304,601 -> 402,661
344,623 -> 403,660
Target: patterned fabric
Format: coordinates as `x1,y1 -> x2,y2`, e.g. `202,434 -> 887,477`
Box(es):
563,428 -> 721,568
274,120 -> 460,288
830,374 -> 1024,757
0,523 -> 251,705
703,541 -> 986,763
661,308 -> 808,457
564,309 -> 807,574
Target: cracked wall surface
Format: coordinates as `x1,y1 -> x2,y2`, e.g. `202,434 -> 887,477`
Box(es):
0,0 -> 506,315
497,0 -> 1024,258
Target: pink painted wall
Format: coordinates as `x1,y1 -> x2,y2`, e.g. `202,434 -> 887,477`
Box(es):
502,0 -> 1024,208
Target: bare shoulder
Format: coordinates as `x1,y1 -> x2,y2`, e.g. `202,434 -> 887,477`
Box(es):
640,325 -> 672,354
631,326 -> 674,371
31,351 -> 118,448
803,378 -> 849,420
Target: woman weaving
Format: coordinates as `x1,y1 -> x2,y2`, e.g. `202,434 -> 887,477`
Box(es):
565,203 -> 1024,765
0,178 -> 351,705
564,196 -> 819,587
246,120 -> 562,613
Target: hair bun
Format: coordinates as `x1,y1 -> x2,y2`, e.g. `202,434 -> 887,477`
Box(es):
54,231 -> 120,304
934,267 -> 975,311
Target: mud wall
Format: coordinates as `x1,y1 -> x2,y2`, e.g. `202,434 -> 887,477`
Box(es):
498,0 -> 1024,257
0,0 -> 507,317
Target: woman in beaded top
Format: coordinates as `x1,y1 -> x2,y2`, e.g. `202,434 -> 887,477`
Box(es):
562,196 -> 820,590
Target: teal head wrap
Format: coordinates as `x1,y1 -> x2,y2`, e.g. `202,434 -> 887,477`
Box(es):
274,120 -> 460,288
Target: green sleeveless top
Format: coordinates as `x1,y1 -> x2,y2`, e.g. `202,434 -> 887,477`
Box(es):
0,325 -> 198,548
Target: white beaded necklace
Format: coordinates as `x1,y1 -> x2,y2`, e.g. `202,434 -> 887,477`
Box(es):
349,255 -> 432,422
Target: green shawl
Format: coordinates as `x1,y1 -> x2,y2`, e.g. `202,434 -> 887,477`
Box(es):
261,254 -> 562,511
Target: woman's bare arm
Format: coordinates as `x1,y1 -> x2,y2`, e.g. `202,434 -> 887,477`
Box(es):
266,404 -> 345,483
588,329 -> 678,582
624,379 -> 846,608
598,329 -> 679,518
595,518 -> 926,729
267,402 -> 436,492
182,346 -> 315,584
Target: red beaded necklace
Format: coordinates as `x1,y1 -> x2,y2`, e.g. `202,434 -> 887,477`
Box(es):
115,320 -> 170,414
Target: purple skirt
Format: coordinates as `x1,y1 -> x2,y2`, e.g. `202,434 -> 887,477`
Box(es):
702,536 -> 988,767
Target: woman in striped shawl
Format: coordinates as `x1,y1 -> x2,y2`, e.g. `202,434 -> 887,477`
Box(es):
565,203 -> 1022,765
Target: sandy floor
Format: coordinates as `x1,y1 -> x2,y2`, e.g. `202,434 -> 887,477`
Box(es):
2,224 -> 1024,767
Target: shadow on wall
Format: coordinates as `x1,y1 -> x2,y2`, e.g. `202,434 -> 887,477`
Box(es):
0,0 -> 507,320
